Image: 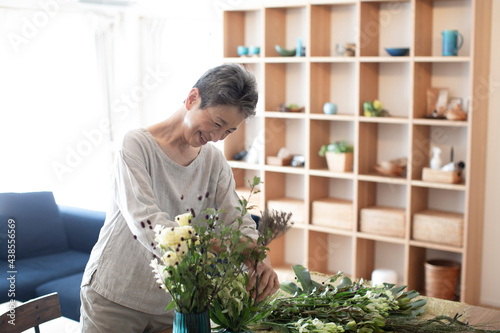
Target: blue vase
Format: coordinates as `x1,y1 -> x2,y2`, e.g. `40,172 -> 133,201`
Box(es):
173,310 -> 211,333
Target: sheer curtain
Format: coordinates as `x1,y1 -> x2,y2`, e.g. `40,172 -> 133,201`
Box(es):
0,7 -> 113,210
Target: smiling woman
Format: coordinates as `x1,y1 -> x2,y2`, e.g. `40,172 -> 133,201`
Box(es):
80,64 -> 282,333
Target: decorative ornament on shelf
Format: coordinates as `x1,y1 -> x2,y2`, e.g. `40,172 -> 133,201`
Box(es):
363,99 -> 389,117
374,157 -> 407,177
318,140 -> 354,172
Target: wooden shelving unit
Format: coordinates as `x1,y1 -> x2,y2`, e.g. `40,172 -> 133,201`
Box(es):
222,0 -> 491,305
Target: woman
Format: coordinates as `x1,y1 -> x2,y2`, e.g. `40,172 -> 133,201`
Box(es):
80,64 -> 279,332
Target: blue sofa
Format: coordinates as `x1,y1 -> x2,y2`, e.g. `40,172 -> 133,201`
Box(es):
0,191 -> 105,321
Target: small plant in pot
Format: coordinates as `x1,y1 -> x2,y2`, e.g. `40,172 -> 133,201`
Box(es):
318,140 -> 354,172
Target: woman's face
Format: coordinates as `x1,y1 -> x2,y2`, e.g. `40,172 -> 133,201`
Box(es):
183,90 -> 246,147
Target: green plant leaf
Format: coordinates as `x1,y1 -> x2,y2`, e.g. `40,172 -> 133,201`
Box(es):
292,265 -> 322,294
280,280 -> 301,295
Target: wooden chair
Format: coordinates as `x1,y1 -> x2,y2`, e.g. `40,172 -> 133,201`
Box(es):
0,293 -> 62,333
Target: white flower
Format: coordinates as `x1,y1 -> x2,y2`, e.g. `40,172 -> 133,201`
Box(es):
150,258 -> 169,289
162,250 -> 179,267
175,212 -> 193,226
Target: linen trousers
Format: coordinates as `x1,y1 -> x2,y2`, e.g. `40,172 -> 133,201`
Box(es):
80,284 -> 173,333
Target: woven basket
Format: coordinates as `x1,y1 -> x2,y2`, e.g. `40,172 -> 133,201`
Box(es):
424,260 -> 461,300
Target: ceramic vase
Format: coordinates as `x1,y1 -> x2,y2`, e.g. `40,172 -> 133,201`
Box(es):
173,309 -> 211,333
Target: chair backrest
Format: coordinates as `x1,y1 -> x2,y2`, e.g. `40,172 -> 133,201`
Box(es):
0,293 -> 62,333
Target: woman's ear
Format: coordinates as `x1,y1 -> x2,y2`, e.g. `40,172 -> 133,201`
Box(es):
185,88 -> 200,110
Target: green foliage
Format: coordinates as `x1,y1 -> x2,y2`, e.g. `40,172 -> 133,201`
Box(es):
318,140 -> 354,157
260,265 -> 427,333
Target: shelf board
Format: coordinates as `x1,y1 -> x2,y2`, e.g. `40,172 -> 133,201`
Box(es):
264,57 -> 307,63
309,113 -> 356,121
360,56 -> 411,63
359,116 -> 409,124
412,118 -> 469,127
409,240 -> 464,254
264,111 -> 306,119
264,165 -> 306,174
223,57 -> 262,64
308,224 -> 353,237
227,161 -> 262,170
414,56 -> 471,63
356,231 -> 407,245
310,56 -> 357,63
411,180 -> 466,191
309,169 -> 355,179
358,174 -> 408,185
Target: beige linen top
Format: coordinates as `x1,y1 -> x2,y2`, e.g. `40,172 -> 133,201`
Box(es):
82,128 -> 258,314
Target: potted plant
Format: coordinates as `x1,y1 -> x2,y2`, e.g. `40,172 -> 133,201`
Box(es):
318,140 -> 354,172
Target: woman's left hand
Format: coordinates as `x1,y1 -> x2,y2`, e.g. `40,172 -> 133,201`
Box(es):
246,256 -> 280,302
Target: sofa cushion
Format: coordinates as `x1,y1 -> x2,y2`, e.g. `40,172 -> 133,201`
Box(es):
0,191 -> 69,260
59,205 -> 105,253
0,250 -> 89,303
36,272 -> 83,321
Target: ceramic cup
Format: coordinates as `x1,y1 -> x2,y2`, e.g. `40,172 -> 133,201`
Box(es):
248,46 -> 260,56
442,30 -> 463,56
237,45 -> 248,56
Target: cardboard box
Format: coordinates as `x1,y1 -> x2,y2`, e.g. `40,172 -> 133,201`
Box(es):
312,198 -> 353,230
360,206 -> 406,238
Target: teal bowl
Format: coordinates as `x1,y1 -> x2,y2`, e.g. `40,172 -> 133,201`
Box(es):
385,47 -> 410,56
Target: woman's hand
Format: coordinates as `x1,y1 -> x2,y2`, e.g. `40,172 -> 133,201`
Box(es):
246,255 -> 280,302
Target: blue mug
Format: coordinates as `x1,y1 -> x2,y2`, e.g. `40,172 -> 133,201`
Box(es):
442,30 -> 463,56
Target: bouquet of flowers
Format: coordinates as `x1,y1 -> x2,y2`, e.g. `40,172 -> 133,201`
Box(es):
150,176 -> 293,331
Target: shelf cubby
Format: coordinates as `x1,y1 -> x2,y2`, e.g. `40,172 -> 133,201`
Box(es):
358,122 -> 409,177
310,62 -> 357,115
308,231 -> 353,275
359,1 -> 412,57
264,6 -> 309,58
223,10 -> 263,58
310,3 -> 357,57
309,119 -> 355,171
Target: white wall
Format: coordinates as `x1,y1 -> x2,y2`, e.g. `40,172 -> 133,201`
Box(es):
480,0 -> 500,308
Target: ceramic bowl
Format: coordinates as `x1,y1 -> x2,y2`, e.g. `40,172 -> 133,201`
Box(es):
385,47 -> 410,56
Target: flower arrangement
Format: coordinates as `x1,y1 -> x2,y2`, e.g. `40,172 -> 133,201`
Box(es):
150,176 -> 293,332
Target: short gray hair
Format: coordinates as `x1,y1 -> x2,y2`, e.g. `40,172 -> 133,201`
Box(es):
192,64 -> 258,119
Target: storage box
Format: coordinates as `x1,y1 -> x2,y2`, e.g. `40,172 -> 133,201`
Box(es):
267,198 -> 305,224
266,155 -> 293,166
413,210 -> 463,247
422,167 -> 462,184
360,206 -> 406,238
312,198 -> 353,230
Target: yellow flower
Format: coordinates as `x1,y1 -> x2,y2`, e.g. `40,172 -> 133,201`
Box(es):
373,99 -> 383,111
175,212 -> 193,226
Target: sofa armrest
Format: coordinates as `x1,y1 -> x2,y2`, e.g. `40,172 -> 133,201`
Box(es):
59,206 -> 105,253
